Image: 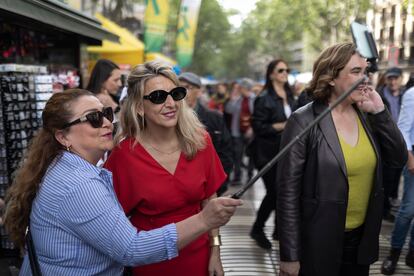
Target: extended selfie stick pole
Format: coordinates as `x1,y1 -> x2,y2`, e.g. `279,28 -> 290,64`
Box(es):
231,76 -> 368,199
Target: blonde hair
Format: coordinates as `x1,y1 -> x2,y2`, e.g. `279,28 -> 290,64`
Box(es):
308,42 -> 357,103
115,61 -> 206,159
3,89 -> 94,249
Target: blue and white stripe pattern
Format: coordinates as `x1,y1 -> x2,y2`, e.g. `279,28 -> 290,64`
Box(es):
398,87 -> 414,150
19,151 -> 178,275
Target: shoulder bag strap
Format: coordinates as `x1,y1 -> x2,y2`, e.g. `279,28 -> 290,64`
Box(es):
25,225 -> 42,276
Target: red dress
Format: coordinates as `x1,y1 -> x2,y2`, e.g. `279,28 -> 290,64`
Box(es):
104,134 -> 226,276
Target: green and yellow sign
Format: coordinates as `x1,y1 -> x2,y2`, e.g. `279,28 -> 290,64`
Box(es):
144,0 -> 170,52
176,0 -> 202,67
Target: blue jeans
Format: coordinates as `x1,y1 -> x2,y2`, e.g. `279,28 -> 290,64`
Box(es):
391,166 -> 414,249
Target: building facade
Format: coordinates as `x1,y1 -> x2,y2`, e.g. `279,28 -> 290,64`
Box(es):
367,0 -> 414,73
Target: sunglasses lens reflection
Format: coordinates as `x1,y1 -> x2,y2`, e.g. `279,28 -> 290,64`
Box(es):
146,87 -> 187,104
277,68 -> 290,74
85,107 -> 114,128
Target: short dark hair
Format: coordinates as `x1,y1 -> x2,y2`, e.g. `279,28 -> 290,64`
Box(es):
86,59 -> 119,94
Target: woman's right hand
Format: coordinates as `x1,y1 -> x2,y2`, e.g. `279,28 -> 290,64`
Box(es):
199,197 -> 243,229
280,261 -> 300,276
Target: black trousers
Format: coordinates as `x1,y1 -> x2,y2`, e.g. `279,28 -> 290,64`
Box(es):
299,226 -> 369,276
252,165 -> 277,231
340,226 -> 369,276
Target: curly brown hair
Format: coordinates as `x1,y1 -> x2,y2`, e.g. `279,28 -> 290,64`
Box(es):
3,89 -> 94,249
307,42 -> 357,103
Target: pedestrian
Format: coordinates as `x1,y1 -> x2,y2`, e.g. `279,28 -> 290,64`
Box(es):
105,62 -> 232,276
3,89 -> 242,275
378,67 -> 405,222
87,59 -> 122,115
381,80 -> 414,275
208,82 -> 229,113
224,78 -> 255,184
277,42 -> 407,276
179,72 -> 233,196
249,59 -> 296,250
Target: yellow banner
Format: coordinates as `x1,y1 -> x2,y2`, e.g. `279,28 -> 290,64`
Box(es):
144,0 -> 170,52
176,0 -> 202,67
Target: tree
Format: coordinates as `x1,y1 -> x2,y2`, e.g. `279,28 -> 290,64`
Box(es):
222,0 -> 371,77
188,0 -> 232,77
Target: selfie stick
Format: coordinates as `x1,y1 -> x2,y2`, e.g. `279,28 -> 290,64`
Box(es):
231,76 -> 368,199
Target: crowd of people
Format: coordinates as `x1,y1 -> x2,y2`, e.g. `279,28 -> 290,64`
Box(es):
1,40 -> 414,276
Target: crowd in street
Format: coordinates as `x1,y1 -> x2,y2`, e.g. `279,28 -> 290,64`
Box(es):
2,41 -> 414,276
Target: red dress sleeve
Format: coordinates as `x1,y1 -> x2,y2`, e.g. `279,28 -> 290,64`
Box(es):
203,133 -> 227,198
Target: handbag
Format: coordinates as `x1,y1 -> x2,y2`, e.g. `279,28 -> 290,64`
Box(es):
25,225 -> 42,276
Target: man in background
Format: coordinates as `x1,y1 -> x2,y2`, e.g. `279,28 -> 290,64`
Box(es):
379,67 -> 405,222
179,72 -> 233,195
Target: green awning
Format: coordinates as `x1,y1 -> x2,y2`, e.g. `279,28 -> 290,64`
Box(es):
0,0 -> 119,44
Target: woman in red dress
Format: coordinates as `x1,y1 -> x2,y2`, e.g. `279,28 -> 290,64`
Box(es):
105,62 -> 227,276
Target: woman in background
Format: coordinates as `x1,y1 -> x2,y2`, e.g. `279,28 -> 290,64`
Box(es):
87,59 -> 122,114
249,59 -> 296,250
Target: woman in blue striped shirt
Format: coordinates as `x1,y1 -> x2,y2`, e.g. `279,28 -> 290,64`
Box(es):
3,89 -> 242,275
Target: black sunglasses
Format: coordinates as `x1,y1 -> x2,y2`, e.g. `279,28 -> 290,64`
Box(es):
61,107 -> 114,129
277,68 -> 290,74
143,86 -> 187,104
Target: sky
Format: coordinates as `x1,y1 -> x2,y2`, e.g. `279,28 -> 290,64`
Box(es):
217,0 -> 258,28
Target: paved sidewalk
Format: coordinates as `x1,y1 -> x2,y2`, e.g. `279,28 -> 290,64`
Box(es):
1,176 -> 413,275
221,177 -> 414,275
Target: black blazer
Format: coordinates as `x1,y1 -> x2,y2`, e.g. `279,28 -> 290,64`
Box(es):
196,103 -> 233,175
277,101 -> 407,276
251,87 -> 296,168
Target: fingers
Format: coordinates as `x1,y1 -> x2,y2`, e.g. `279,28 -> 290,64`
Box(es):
215,197 -> 243,207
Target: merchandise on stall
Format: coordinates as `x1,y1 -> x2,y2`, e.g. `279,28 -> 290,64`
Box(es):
0,64 -> 52,255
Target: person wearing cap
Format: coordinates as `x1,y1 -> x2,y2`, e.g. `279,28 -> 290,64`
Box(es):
378,67 -> 405,223
178,72 -> 233,196
224,78 -> 256,185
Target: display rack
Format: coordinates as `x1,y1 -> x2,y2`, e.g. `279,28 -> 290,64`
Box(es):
0,64 -> 52,254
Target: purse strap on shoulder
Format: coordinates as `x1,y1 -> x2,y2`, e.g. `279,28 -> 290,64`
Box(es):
25,224 -> 42,276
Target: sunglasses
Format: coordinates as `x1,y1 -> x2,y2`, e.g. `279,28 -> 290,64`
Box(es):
61,107 -> 114,129
277,68 -> 290,74
143,86 -> 187,104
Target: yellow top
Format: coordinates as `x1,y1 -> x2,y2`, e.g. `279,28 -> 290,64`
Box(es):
339,117 -> 377,230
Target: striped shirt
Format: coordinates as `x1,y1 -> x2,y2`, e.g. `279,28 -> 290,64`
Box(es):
19,151 -> 178,275
398,87 -> 414,150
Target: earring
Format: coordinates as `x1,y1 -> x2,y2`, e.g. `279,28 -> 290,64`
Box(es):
66,145 -> 71,152
329,81 -> 335,86
140,114 -> 145,129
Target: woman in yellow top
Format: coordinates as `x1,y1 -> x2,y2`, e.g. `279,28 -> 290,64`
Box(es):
277,42 -> 407,276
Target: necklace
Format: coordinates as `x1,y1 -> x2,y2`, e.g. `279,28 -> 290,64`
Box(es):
145,140 -> 181,155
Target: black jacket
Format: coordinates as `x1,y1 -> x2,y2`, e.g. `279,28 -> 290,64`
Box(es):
277,101 -> 407,276
251,88 -> 296,168
196,103 -> 233,175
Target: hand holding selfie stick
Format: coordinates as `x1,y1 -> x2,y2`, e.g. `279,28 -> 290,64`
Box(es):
231,76 -> 368,199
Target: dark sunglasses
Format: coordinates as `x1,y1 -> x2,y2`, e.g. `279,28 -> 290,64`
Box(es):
61,107 -> 114,129
143,86 -> 187,104
277,68 -> 290,74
